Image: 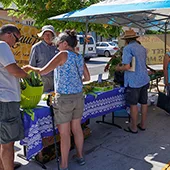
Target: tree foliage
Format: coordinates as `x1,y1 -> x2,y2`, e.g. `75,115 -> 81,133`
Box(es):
145,29 -> 166,34
0,0 -> 122,38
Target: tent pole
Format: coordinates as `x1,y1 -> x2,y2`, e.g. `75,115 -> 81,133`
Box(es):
164,21 -> 168,55
82,17 -> 89,58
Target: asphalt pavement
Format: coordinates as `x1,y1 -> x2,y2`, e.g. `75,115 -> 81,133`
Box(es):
14,72 -> 170,170
14,104 -> 170,170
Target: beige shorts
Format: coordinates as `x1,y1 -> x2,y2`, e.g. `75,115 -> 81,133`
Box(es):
53,92 -> 84,125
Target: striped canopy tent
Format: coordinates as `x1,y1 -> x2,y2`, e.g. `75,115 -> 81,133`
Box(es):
49,0 -> 170,53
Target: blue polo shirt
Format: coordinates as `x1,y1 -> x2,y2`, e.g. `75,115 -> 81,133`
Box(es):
29,41 -> 58,77
122,41 -> 150,88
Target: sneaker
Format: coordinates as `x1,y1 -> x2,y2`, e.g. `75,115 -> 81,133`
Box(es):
76,157 -> 86,166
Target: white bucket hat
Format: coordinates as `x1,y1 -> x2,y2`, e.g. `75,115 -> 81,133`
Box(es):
37,25 -> 56,38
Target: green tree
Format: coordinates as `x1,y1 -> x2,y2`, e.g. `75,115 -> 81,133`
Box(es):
0,0 -> 122,38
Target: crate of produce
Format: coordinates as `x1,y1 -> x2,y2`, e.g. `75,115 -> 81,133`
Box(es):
90,81 -> 114,92
93,86 -> 113,92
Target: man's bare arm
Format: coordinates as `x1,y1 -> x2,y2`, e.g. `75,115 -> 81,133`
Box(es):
5,63 -> 28,78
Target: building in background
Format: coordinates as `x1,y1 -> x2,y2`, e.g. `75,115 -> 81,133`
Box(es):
0,2 -> 35,25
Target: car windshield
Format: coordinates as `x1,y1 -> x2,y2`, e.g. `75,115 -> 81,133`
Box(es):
108,42 -> 117,46
79,37 -> 94,45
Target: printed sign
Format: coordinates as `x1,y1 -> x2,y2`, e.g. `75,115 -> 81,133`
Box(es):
119,34 -> 170,65
138,35 -> 170,65
0,19 -> 40,66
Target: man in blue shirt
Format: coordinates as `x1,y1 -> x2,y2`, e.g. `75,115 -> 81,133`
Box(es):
29,25 -> 58,92
116,29 -> 150,133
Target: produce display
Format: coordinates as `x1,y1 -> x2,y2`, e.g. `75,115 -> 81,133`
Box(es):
83,81 -> 115,94
20,71 -> 44,109
20,71 -> 43,90
108,57 -> 122,79
41,92 -> 55,101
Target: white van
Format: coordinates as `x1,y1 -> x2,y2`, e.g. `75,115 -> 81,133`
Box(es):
76,35 -> 97,61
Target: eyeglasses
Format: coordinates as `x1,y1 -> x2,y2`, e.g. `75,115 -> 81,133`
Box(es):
12,33 -> 19,43
56,41 -> 63,47
58,41 -> 64,45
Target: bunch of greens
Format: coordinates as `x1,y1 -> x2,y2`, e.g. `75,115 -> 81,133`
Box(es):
20,71 -> 43,90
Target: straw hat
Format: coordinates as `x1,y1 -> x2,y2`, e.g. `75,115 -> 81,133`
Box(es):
121,29 -> 139,39
37,25 -> 56,38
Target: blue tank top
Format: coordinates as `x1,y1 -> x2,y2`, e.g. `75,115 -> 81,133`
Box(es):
54,50 -> 84,94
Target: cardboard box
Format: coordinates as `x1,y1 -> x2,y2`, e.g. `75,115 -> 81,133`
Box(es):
35,126 -> 91,163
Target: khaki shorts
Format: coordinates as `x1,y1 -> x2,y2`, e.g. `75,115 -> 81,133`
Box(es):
0,102 -> 24,144
53,92 -> 84,124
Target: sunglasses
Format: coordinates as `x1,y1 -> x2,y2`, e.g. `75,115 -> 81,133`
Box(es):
12,33 -> 19,43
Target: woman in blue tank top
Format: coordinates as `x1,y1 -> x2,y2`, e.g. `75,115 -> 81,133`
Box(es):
163,52 -> 170,96
23,30 -> 90,170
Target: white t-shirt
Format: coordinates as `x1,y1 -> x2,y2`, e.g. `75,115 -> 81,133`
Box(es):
0,41 -> 20,102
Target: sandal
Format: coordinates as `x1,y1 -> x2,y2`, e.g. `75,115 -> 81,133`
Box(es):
124,127 -> 138,134
137,124 -> 146,131
14,162 -> 22,169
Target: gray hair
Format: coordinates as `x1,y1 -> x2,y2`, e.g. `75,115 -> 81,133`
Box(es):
0,24 -> 20,36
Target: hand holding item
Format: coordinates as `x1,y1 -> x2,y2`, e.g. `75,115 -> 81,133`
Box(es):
104,64 -> 109,72
22,65 -> 33,72
22,65 -> 41,74
115,63 -> 122,71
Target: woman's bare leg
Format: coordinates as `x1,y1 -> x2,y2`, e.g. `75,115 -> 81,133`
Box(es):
71,118 -> 84,158
57,122 -> 71,169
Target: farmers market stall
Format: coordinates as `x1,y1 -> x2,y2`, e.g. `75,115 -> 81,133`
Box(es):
20,87 -> 126,160
147,64 -> 164,92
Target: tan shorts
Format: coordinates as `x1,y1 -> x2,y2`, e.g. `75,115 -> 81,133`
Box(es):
53,92 -> 84,125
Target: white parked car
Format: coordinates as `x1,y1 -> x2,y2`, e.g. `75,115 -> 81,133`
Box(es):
75,35 -> 97,61
96,42 -> 119,57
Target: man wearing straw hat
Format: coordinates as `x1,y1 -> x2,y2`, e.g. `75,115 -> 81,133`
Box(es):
29,25 -> 58,92
116,29 -> 150,133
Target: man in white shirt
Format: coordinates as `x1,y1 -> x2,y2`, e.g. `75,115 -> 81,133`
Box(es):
0,24 -> 29,170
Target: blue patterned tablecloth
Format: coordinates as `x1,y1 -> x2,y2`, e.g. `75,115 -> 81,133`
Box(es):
20,87 -> 126,160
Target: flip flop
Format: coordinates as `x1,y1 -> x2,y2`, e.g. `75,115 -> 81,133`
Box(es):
124,127 -> 138,134
137,124 -> 146,131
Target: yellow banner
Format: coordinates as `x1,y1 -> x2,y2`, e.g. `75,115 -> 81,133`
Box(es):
0,19 -> 40,66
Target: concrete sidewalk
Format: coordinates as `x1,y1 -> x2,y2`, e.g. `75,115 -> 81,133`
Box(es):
14,105 -> 170,170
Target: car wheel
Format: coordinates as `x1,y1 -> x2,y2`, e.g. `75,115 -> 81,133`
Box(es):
104,50 -> 110,57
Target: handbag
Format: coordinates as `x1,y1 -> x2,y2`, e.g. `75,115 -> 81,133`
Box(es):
157,92 -> 170,113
